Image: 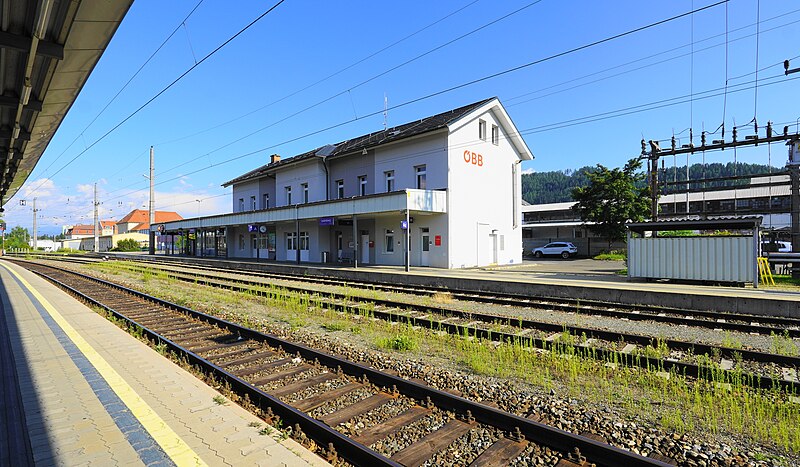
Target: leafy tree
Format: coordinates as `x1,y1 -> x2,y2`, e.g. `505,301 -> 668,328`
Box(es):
5,225 -> 31,250
571,159 -> 650,248
114,238 -> 141,251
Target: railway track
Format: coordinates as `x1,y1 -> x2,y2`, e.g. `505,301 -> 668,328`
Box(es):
112,255 -> 800,338
23,253 -> 800,338
40,256 -> 800,392
5,259 -> 676,467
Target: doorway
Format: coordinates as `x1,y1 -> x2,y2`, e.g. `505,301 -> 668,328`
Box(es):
361,232 -> 370,264
419,227 -> 430,266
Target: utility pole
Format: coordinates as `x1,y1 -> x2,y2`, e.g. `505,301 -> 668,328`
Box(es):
32,197 -> 38,250
93,183 -> 99,253
148,146 -> 155,255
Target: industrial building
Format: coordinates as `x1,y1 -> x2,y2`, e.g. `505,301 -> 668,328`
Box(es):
157,98 -> 533,268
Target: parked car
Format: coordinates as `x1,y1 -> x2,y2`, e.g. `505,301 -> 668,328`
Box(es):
761,241 -> 792,254
532,242 -> 578,259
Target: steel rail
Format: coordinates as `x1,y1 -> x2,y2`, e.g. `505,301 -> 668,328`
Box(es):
100,260 -> 800,371
8,259 -> 673,467
23,257 -> 799,393
119,254 -> 800,333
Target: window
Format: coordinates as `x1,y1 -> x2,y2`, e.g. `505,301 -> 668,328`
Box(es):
285,186 -> 292,205
238,234 -> 244,250
384,229 -> 395,253
263,193 -> 270,209
336,179 -> 344,199
286,232 -> 297,250
299,231 -> 309,250
384,170 -> 394,192
250,195 -> 256,211
301,183 -> 309,203
358,175 -> 367,196
478,119 -> 486,140
238,198 -> 244,211
415,165 -> 427,190
491,124 -> 499,145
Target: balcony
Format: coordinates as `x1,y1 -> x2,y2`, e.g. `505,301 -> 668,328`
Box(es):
159,189 -> 447,231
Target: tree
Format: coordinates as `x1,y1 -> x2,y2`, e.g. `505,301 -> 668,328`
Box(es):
571,158 -> 650,249
114,238 -> 141,252
5,225 -> 31,251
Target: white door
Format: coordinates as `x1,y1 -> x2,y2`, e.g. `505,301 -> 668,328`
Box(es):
336,232 -> 343,261
361,234 -> 370,264
251,234 -> 258,258
287,232 -> 297,261
420,228 -> 430,267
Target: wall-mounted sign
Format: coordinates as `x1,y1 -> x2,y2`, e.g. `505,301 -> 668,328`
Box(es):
157,224 -> 165,232
319,217 -> 334,226
368,241 -> 374,248
463,150 -> 484,167
259,225 -> 267,234
248,225 -> 258,232
338,219 -> 353,226
400,220 -> 408,230
217,228 -> 226,235
435,235 -> 441,246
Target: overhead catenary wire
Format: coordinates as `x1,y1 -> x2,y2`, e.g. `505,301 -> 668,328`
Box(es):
155,0 -> 485,147
76,59 -> 800,222
29,0 -> 206,183
23,0 -> 288,199
156,0 -> 547,178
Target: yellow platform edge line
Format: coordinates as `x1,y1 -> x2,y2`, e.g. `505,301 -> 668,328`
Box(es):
0,262 -> 207,467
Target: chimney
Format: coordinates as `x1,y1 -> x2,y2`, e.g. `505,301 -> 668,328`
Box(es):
270,154 -> 281,164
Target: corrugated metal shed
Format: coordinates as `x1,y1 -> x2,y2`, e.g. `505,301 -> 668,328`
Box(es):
627,217 -> 760,285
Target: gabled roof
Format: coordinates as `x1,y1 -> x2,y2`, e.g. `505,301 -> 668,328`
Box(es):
100,220 -> 116,228
118,209 -> 183,224
223,98 -> 497,187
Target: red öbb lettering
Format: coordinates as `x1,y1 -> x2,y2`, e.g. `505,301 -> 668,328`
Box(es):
463,150 -> 483,167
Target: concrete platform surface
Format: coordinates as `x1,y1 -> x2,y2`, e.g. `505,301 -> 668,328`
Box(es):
0,260 -> 328,467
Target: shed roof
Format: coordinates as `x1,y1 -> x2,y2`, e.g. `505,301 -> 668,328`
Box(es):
627,216 -> 762,234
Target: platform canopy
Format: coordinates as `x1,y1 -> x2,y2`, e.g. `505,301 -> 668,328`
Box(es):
0,0 -> 133,207
627,216 -> 762,235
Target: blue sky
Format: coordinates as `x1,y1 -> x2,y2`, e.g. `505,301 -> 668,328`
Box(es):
7,0 -> 800,235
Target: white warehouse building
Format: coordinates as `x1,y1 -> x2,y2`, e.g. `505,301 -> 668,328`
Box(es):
157,98 -> 533,268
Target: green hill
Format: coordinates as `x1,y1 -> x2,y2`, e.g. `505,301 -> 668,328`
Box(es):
522,162 -> 780,204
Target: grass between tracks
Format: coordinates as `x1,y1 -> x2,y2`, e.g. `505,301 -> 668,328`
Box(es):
84,261 -> 800,456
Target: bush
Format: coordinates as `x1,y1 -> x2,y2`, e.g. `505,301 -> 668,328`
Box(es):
593,249 -> 626,261
115,238 -> 141,252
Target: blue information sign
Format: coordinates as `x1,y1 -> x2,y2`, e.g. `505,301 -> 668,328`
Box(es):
400,220 -> 408,230
319,217 -> 335,226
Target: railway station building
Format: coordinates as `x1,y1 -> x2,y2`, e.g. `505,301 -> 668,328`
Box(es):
156,98 -> 533,268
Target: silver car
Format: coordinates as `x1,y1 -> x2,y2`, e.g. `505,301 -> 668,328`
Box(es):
533,242 -> 578,259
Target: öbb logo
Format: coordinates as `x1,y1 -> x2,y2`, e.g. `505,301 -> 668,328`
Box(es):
463,150 -> 483,167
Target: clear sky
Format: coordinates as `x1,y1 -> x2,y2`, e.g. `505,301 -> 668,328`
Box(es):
6,0 -> 800,235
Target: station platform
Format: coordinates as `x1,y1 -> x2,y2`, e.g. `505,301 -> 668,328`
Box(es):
114,253 -> 800,318
0,260 -> 328,467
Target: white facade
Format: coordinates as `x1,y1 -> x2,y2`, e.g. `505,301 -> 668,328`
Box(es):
158,98 -> 533,268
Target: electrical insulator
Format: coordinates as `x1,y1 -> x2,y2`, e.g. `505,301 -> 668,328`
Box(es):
754,120 -> 758,135
784,125 -> 789,136
689,128 -> 693,147
641,139 -> 646,154
701,131 -> 706,146
732,126 -> 737,142
671,135 -> 676,151
766,121 -> 772,138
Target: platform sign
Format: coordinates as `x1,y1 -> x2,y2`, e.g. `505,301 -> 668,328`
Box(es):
248,225 -> 258,232
319,217 -> 334,226
400,220 -> 408,230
